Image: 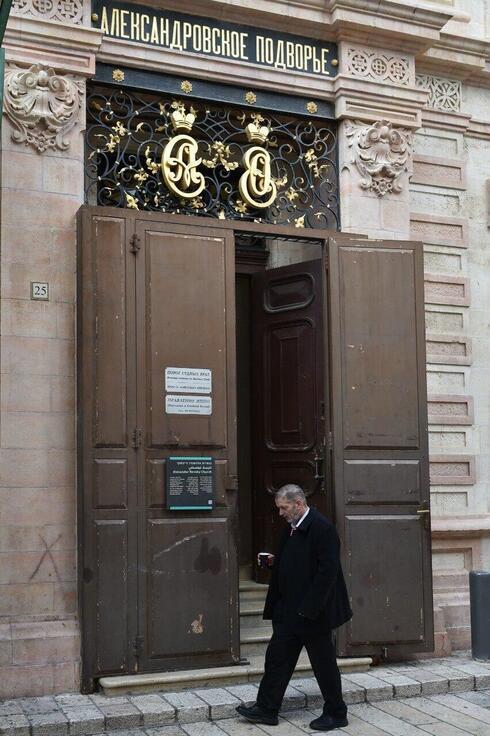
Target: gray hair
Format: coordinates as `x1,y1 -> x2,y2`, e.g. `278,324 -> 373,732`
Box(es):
275,484 -> 307,504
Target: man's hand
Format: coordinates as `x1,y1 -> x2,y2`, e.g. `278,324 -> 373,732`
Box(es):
257,553 -> 275,568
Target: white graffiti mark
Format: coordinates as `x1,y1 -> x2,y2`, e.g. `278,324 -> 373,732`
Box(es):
152,530 -> 213,560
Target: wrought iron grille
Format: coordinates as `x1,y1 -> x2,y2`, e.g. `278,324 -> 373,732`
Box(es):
85,85 -> 339,229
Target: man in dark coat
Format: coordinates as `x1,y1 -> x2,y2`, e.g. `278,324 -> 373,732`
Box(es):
236,484 -> 352,732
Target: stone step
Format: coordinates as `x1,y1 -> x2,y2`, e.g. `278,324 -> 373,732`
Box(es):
240,625 -> 272,656
99,652 -> 373,697
239,582 -> 268,602
239,604 -> 265,627
239,590 -> 268,603
238,581 -> 268,592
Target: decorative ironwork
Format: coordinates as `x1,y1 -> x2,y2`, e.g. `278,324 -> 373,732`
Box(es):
85,86 -> 339,229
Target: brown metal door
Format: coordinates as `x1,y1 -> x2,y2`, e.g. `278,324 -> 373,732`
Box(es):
134,217 -> 239,672
78,209 -> 139,691
252,259 -> 328,578
326,237 -> 434,658
78,208 -> 239,690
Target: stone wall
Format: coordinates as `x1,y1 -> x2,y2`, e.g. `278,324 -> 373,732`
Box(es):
410,76 -> 490,653
0,63 -> 86,697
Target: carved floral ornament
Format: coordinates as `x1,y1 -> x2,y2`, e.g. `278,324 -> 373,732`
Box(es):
11,0 -> 84,25
345,119 -> 412,197
4,64 -> 83,153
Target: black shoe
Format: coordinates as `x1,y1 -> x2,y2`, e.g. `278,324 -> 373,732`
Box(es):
309,714 -> 348,731
236,704 -> 279,726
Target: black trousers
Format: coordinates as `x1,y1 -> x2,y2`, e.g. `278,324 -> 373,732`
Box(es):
257,621 -> 347,719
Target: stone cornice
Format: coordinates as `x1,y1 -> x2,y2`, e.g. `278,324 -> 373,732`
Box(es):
421,108 -> 472,134
327,0 -> 455,54
432,515 -> 490,537
4,13 -> 103,76
334,75 -> 428,128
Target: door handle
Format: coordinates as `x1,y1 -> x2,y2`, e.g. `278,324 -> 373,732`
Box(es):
416,509 -> 430,515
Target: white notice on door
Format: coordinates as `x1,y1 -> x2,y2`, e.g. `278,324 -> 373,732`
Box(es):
166,395 -> 212,415
165,367 -> 212,394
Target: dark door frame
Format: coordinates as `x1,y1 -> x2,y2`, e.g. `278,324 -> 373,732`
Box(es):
79,206 -> 431,685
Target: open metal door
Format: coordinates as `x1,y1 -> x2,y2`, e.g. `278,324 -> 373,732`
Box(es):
326,237 -> 433,658
78,208 -> 239,690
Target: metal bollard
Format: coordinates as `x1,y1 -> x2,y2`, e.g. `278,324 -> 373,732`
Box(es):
469,570 -> 490,660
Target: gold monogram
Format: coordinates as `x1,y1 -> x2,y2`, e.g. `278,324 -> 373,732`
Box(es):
239,146 -> 277,209
161,134 -> 205,199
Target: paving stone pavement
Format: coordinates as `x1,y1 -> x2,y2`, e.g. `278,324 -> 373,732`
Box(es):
2,653 -> 490,736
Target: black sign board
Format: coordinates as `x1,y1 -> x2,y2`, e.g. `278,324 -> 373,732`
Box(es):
92,1 -> 338,78
166,457 -> 214,511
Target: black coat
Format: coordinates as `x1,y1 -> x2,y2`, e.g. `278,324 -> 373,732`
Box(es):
263,507 -> 352,631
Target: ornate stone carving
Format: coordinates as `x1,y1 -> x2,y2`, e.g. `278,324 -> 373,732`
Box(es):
345,119 -> 412,197
347,47 -> 412,86
11,0 -> 84,24
416,74 -> 461,112
4,64 -> 83,153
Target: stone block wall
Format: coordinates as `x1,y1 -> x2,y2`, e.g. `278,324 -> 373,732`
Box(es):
410,76 -> 490,652
0,65 -> 86,697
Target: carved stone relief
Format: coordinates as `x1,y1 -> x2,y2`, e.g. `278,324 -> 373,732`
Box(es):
347,47 -> 412,86
4,64 -> 84,153
345,119 -> 412,197
11,0 -> 84,25
416,74 -> 461,112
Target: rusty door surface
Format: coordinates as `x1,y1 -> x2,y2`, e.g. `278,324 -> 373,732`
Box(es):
78,208 -> 239,690
326,237 -> 433,658
251,259 -> 328,578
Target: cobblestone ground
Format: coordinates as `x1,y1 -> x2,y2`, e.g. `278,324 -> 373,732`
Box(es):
109,691 -> 490,736
2,654 -> 490,735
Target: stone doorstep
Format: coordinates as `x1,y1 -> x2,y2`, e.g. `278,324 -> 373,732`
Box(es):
99,656 -> 373,697
3,656 -> 490,736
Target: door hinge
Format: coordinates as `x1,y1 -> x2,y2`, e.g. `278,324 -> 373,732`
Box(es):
133,635 -> 144,658
327,431 -> 333,451
226,474 -> 238,491
129,233 -> 141,254
131,428 -> 143,448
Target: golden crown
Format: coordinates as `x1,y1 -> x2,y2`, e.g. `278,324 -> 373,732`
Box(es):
170,101 -> 197,133
245,119 -> 270,144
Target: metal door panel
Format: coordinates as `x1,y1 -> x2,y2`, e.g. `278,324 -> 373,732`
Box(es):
141,229 -> 228,449
135,219 -> 239,672
326,237 -> 433,658
346,515 -> 427,644
145,518 -> 234,662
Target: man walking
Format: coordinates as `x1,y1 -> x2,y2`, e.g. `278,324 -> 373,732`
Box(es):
236,484 -> 352,732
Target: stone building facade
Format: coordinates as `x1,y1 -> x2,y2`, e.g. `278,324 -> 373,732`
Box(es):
0,0 -> 489,698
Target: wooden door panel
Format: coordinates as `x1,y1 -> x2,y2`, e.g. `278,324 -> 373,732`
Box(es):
266,322 -> 316,450
93,459 -> 128,509
340,247 -> 420,450
92,216 -> 128,449
78,210 -> 138,691
344,460 -> 422,505
94,520 -> 129,673
145,518 -> 234,663
346,516 -> 426,644
142,230 -> 228,449
252,259 -> 326,575
327,237 -> 433,658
